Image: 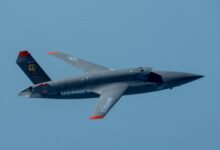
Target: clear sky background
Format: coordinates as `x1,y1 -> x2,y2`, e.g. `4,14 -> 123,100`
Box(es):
0,0 -> 219,150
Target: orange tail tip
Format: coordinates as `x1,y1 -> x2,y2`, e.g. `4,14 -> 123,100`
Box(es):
47,51 -> 58,55
89,115 -> 104,120
18,51 -> 31,57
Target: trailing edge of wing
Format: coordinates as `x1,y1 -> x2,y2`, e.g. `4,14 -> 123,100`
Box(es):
89,83 -> 128,120
48,52 -> 111,74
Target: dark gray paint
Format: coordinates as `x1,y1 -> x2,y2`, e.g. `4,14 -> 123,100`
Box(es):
17,51 -> 203,119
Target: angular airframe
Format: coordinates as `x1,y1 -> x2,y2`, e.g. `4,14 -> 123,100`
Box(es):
17,51 -> 203,120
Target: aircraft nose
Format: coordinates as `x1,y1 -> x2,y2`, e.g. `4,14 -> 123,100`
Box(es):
179,73 -> 203,81
155,71 -> 204,85
169,72 -> 203,83
186,74 -> 204,80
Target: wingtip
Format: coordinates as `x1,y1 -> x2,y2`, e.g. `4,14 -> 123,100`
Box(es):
47,51 -> 58,55
18,50 -> 31,57
89,115 -> 104,120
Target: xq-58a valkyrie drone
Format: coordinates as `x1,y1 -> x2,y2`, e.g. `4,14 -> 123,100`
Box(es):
17,51 -> 203,120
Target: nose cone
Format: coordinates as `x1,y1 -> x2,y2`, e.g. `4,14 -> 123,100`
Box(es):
171,73 -> 203,82
185,74 -> 204,81
155,71 -> 204,86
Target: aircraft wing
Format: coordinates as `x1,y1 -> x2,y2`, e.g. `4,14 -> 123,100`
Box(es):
48,52 -> 111,74
90,83 -> 128,120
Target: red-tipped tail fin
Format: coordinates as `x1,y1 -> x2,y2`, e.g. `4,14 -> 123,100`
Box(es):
16,50 -> 51,84
18,51 -> 31,57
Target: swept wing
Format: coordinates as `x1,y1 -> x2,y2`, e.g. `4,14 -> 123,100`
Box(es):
89,83 -> 128,119
48,52 -> 111,74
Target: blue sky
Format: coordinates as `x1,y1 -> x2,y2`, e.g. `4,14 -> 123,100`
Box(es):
0,0 -> 219,150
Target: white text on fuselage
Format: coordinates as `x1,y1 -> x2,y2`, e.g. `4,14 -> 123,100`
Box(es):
61,89 -> 92,96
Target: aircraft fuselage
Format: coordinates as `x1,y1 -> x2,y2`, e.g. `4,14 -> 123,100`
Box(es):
19,67 -> 203,99
17,51 -> 203,119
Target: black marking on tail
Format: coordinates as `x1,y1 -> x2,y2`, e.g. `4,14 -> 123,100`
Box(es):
16,51 -> 51,84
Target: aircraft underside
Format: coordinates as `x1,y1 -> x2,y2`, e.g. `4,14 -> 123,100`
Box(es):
41,84 -> 166,99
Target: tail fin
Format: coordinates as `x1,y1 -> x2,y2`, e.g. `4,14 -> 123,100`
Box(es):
16,51 -> 51,84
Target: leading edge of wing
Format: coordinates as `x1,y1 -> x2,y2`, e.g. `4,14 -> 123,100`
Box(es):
89,83 -> 128,120
47,51 -> 112,74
